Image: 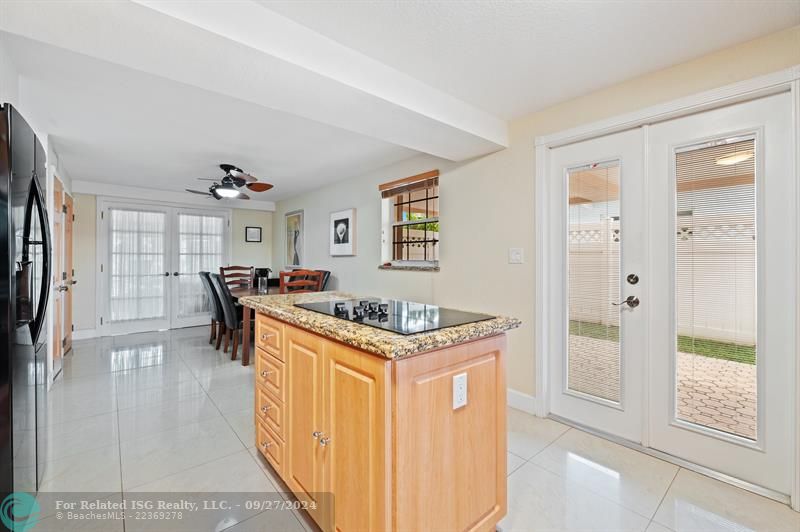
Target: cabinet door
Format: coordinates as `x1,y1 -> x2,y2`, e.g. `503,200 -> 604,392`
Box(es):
285,327 -> 326,525
323,342 -> 391,532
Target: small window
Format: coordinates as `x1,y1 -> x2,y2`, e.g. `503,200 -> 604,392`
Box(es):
379,170 -> 439,269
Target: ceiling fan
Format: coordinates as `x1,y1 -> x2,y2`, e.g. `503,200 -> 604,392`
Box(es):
186,163 -> 273,200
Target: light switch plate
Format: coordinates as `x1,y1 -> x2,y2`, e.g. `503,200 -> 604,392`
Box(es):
508,247 -> 524,264
453,372 -> 468,409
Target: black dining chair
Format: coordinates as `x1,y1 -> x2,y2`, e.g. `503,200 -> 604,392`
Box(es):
211,273 -> 247,360
199,272 -> 225,349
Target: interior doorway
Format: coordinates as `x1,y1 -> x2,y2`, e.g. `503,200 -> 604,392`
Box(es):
51,176 -> 73,378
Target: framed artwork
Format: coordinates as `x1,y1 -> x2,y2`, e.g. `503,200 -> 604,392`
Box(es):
245,226 -> 262,243
330,208 -> 356,256
285,210 -> 304,267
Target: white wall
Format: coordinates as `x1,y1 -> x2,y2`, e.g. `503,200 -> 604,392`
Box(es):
272,155 -> 446,302
0,36 -> 19,105
72,194 -> 96,331
272,25 -> 800,397
231,209 -> 273,269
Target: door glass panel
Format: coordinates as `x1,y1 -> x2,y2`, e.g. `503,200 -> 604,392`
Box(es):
675,137 -> 756,440
109,208 -> 167,322
176,213 -> 225,319
567,162 -> 621,403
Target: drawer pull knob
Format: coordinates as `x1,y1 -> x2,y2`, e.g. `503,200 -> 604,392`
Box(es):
260,333 -> 274,341
260,370 -> 273,378
319,437 -> 331,447
312,431 -> 322,439
260,405 -> 272,413
261,440 -> 272,449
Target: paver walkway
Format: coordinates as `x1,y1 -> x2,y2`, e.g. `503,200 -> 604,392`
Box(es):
568,335 -> 756,440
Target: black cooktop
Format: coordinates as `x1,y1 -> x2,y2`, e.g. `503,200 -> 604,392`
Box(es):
295,299 -> 495,336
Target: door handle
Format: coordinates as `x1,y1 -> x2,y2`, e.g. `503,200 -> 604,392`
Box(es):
612,296 -> 640,308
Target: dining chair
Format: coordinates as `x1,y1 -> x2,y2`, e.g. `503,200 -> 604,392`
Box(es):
199,271 -> 225,348
279,269 -> 324,294
211,273 -> 247,359
219,265 -> 255,288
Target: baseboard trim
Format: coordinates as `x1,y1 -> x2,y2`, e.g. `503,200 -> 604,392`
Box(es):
507,388 -> 537,415
72,329 -> 98,341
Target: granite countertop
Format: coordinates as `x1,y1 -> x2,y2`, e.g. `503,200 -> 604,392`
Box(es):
239,291 -> 521,359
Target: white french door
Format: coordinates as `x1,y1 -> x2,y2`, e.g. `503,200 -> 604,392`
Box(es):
647,92 -> 794,495
171,210 -> 228,328
546,92 -> 796,496
99,200 -> 231,335
547,128 -> 646,443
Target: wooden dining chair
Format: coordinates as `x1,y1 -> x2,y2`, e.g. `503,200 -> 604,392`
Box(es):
279,269 -> 324,294
219,265 -> 255,288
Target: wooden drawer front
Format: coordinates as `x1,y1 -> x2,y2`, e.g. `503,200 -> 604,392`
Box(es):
256,348 -> 285,402
255,315 -> 283,359
256,421 -> 284,476
256,386 -> 285,439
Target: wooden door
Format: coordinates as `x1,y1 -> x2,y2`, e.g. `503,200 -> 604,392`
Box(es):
285,327 -> 326,527
63,193 -> 73,353
323,342 -> 391,532
52,177 -> 63,362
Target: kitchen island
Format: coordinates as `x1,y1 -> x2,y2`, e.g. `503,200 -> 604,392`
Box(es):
239,291 -> 521,532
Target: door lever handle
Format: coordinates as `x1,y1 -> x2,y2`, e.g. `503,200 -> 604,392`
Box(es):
612,296 -> 640,308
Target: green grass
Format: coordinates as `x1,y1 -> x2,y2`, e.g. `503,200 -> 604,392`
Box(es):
569,320 -> 756,365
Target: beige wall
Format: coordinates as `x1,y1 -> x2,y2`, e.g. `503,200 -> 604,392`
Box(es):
273,25 -> 800,397
72,193 -> 97,331
232,209 -> 274,269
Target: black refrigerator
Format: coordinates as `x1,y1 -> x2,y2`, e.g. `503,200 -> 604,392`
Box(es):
0,103 -> 51,498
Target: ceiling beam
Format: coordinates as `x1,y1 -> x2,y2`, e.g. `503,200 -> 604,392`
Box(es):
0,0 -> 508,161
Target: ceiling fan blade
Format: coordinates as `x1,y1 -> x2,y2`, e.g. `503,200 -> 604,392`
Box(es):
246,182 -> 273,192
185,189 -> 212,196
229,169 -> 257,183
237,192 -> 250,200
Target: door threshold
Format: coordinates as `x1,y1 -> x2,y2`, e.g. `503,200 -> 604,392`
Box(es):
547,414 -> 791,507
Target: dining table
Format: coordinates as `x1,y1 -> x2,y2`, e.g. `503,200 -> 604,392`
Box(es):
230,284 -> 279,366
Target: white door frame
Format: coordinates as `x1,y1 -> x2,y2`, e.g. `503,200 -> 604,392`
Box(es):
95,196 -> 232,335
534,66 -> 800,509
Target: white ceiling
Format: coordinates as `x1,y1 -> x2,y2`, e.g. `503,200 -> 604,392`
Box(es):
262,0 -> 800,119
3,34 -> 416,202
1,0 -> 797,203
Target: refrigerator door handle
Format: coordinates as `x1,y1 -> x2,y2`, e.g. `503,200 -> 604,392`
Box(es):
24,172 -> 51,345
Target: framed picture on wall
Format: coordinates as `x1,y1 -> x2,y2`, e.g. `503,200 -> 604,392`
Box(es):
285,210 -> 304,267
245,226 -> 262,243
330,208 -> 356,256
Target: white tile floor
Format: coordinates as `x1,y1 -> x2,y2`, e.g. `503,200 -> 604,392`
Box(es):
40,326 -> 799,532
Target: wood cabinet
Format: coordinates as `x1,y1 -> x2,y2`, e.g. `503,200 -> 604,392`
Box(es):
254,313 -> 506,532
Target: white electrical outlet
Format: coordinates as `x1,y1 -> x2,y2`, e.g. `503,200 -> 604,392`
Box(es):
453,372 -> 468,409
508,247 -> 524,264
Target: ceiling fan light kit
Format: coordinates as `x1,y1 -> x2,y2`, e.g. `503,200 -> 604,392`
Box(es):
184,163 -> 273,201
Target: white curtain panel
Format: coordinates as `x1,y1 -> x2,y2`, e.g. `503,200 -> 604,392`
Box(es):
177,213 -> 225,318
109,208 -> 166,322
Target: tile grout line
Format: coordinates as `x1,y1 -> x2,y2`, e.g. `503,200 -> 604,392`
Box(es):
114,367 -> 127,532
645,467 -> 681,531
